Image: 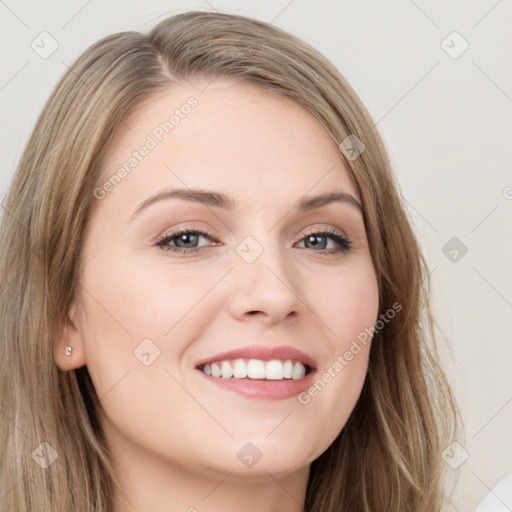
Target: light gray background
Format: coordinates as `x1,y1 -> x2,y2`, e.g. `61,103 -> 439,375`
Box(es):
1,1 -> 511,511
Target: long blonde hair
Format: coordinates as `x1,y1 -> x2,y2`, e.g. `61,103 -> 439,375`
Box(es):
0,11 -> 460,511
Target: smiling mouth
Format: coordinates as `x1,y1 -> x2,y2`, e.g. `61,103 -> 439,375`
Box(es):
196,358 -> 312,381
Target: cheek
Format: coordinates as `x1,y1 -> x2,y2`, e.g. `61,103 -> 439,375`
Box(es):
79,246 -> 217,342
292,259 -> 379,451
76,246 -> 229,400
303,257 -> 379,345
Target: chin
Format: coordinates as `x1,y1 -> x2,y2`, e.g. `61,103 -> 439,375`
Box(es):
200,431 -> 321,477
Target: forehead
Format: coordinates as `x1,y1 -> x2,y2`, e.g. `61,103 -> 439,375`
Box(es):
97,78 -> 360,216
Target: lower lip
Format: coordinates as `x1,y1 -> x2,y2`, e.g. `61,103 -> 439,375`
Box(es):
196,368 -> 317,400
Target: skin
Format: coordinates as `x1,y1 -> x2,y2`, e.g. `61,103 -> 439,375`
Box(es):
53,78 -> 379,512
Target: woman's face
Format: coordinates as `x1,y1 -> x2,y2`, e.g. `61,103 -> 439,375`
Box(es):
60,78 -> 379,478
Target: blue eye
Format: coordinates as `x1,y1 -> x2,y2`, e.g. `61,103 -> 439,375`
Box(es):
156,228 -> 214,254
297,229 -> 352,254
156,227 -> 352,255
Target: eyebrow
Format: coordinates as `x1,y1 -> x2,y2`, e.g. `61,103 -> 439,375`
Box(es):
129,187 -> 364,221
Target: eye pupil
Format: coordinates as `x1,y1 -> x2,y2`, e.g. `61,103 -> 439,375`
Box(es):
306,235 -> 327,250
177,233 -> 199,248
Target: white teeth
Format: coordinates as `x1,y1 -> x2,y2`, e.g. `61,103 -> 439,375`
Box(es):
291,362 -> 306,380
247,359 -> 266,379
233,359 -> 248,378
200,358 -> 308,381
211,363 -> 221,378
283,360 -> 293,379
220,361 -> 233,379
266,360 -> 283,380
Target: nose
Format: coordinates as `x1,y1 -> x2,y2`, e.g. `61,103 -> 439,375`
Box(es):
228,238 -> 302,325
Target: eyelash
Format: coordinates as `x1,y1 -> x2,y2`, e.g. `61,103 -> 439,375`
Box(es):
155,227 -> 352,256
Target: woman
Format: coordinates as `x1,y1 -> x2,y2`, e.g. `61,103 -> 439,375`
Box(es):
0,10 -> 460,512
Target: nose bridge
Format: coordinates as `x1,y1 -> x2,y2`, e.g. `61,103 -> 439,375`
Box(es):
229,230 -> 300,319
235,227 -> 286,278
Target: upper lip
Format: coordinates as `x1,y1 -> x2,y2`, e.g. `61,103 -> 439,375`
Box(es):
195,345 -> 317,371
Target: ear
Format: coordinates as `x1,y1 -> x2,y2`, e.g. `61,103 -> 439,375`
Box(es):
52,299 -> 87,371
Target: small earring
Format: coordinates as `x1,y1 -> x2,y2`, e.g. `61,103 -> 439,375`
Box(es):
65,346 -> 72,356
